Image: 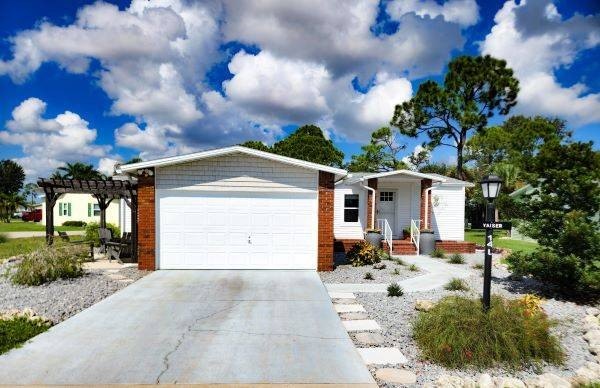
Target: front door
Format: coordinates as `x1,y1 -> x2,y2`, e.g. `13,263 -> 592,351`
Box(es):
378,191 -> 396,236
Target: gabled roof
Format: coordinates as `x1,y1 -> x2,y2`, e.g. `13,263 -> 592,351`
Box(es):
117,146 -> 348,177
341,170 -> 474,187
424,173 -> 475,187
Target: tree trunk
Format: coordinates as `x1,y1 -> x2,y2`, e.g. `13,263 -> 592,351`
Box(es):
456,142 -> 465,180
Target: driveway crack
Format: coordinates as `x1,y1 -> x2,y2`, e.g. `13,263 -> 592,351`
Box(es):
155,302 -> 242,384
189,328 -> 345,340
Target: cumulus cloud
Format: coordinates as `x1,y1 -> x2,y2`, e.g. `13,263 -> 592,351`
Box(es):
97,157 -> 121,177
387,0 -> 479,26
402,144 -> 431,169
481,0 -> 600,126
0,98 -> 110,178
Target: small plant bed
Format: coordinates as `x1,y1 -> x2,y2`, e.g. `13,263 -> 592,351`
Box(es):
444,278 -> 469,291
0,310 -> 51,354
319,259 -> 421,284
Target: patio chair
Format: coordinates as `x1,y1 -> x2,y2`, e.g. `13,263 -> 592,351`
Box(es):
105,232 -> 133,263
98,228 -> 112,254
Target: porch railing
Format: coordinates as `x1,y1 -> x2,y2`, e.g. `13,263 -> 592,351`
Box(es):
410,219 -> 421,254
376,218 -> 393,252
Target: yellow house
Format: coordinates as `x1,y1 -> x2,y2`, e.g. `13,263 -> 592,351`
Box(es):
41,193 -> 131,232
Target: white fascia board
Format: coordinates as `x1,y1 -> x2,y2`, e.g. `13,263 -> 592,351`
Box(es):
117,146 -> 348,177
343,170 -> 446,183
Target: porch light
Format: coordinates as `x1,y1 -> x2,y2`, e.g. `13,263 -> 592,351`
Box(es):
480,174 -> 503,201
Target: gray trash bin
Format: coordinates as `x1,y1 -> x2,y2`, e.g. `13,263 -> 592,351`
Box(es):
365,230 -> 382,248
419,230 -> 436,255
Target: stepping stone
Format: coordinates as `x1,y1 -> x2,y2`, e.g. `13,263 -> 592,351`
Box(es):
334,304 -> 365,313
333,298 -> 358,304
357,348 -> 407,365
339,312 -> 369,320
329,292 -> 355,299
375,368 -> 417,384
355,332 -> 385,345
343,319 -> 381,332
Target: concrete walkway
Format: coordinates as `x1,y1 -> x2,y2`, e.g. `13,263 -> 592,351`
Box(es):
0,270 -> 375,386
325,255 -> 471,293
3,230 -> 84,238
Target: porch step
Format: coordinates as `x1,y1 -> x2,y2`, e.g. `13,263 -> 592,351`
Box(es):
384,239 -> 417,255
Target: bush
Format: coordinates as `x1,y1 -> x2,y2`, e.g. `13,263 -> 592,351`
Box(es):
10,245 -> 87,286
0,316 -> 50,354
61,220 -> 86,227
387,282 -> 403,297
395,258 -> 405,266
84,222 -> 121,246
431,248 -> 446,259
445,278 -> 469,291
409,264 -> 419,272
364,272 -> 374,280
472,263 -> 484,270
413,295 -> 564,369
347,241 -> 382,267
448,253 -> 465,264
0,234 -> 7,244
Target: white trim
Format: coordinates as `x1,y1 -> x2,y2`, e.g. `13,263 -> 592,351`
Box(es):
345,170 -> 447,184
117,146 -> 347,177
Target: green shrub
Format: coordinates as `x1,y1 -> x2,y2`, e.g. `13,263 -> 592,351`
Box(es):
395,258 -> 405,266
409,264 -> 419,272
387,283 -> 403,297
472,263 -> 484,270
61,220 -> 86,227
364,272 -> 374,280
413,295 -> 564,369
445,278 -> 469,291
448,253 -> 465,264
10,245 -> 87,286
84,222 -> 121,246
347,241 -> 382,266
431,248 -> 446,259
0,234 -> 7,244
0,316 -> 50,354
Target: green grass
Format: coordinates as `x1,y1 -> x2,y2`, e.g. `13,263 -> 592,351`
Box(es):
0,237 -> 64,262
0,317 -> 50,354
387,282 -> 404,297
431,248 -> 446,259
408,264 -> 419,271
445,278 -> 469,291
0,220 -> 84,233
448,253 -> 465,264
465,229 -> 538,253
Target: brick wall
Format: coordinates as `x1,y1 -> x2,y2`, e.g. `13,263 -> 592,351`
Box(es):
137,171 -> 156,270
366,178 -> 378,229
420,178 -> 432,230
435,240 -> 476,253
334,239 -> 364,253
318,171 -> 335,271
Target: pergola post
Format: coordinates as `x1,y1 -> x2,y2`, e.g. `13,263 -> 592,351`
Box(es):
123,194 -> 138,262
93,194 -> 113,230
43,188 -> 60,245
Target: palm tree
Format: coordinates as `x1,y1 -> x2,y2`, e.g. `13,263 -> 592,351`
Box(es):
21,182 -> 39,210
54,162 -> 105,180
493,163 -> 521,192
0,193 -> 26,223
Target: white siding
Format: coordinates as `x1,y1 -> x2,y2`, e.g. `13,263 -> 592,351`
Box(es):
41,193 -> 120,226
334,184 -> 366,239
155,153 -> 317,193
411,182 -> 421,221
431,186 -> 466,241
119,199 -> 132,233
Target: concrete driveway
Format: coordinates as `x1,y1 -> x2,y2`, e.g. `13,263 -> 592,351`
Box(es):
0,270 -> 374,386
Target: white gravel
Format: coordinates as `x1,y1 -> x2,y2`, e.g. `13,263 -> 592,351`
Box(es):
319,259 -> 421,284
352,257 -> 593,387
0,260 -> 148,324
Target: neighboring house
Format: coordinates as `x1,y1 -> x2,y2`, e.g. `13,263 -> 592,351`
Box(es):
40,193 -> 131,232
117,146 -> 475,272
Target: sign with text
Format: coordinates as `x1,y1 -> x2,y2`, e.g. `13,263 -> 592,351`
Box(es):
482,222 -> 512,230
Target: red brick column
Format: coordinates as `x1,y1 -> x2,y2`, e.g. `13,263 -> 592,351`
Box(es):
365,178 -> 378,229
420,178 -> 432,230
318,171 -> 334,271
137,170 -> 156,270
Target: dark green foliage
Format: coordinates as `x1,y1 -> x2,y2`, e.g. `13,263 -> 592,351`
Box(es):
431,248 -> 446,259
53,162 -> 104,180
445,278 -> 469,291
84,222 -> 121,245
472,263 -> 484,270
347,127 -> 407,172
0,160 -> 25,195
273,125 -> 344,167
391,55 -> 519,179
0,234 -> 7,244
395,258 -> 405,266
10,245 -> 87,286
240,140 -> 271,152
61,221 -> 86,227
125,156 -> 143,164
408,264 -> 419,272
346,241 -> 382,266
393,268 -> 401,275
448,253 -> 465,264
0,317 -> 50,354
364,272 -> 374,280
387,282 -> 404,297
413,296 -> 564,369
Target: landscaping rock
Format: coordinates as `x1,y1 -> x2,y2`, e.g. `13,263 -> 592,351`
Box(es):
585,361 -> 600,375
434,375 -> 464,387
584,315 -> 599,325
572,366 -> 597,385
332,298 -> 357,304
375,368 -> 417,384
373,262 -> 387,270
339,312 -> 369,320
494,377 -> 526,387
525,373 -> 571,388
584,330 -> 600,342
415,299 -> 436,312
477,374 -> 494,388
354,332 -> 384,345
586,307 -> 600,316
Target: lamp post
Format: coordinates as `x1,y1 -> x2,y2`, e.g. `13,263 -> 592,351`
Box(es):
480,174 -> 503,311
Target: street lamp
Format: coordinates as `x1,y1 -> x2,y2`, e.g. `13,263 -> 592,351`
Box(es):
480,174 -> 503,311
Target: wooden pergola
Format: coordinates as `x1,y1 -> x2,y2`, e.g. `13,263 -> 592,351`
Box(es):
37,178 -> 138,261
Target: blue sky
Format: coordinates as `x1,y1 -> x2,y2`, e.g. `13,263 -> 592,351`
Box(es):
0,0 -> 598,179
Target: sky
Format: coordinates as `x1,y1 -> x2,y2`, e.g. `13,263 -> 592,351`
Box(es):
0,0 -> 598,180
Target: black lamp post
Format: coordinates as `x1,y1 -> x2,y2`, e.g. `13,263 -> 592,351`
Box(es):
480,174 -> 503,311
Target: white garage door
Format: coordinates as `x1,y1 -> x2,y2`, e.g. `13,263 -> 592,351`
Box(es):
157,191 -> 318,269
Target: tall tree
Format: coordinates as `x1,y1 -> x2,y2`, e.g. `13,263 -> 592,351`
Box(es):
54,162 -> 104,180
272,125 -> 344,167
22,182 -> 39,210
347,127 -> 406,172
391,55 -> 519,179
240,140 -> 272,153
0,193 -> 25,222
0,159 -> 25,195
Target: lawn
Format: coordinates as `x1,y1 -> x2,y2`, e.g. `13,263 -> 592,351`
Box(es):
0,317 -> 50,355
465,229 -> 538,253
0,220 -> 84,233
0,237 -> 68,262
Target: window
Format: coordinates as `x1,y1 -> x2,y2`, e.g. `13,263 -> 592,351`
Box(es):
93,204 -> 101,217
59,203 -> 71,216
344,194 -> 359,222
88,203 -> 101,217
380,191 -> 394,202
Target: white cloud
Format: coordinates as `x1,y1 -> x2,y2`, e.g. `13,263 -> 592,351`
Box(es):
402,144 -> 431,169
0,98 -> 110,178
97,157 -> 121,177
481,0 -> 600,126
387,0 -> 479,27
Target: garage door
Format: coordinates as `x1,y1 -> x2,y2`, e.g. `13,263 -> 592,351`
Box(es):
157,191 -> 318,269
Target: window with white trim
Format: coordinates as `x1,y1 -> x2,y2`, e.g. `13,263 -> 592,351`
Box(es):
93,204 -> 101,216
59,202 -> 71,216
344,194 -> 359,222
380,191 -> 394,202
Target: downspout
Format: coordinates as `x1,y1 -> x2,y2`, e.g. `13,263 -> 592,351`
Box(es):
423,183 -> 441,230
360,179 -> 376,229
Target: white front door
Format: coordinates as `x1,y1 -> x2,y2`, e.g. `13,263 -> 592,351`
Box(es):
378,191 -> 396,236
157,191 -> 318,269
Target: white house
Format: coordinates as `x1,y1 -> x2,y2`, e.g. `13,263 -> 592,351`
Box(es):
116,146 -> 475,272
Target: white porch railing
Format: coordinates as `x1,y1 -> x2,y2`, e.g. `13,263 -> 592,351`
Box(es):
410,219 -> 422,254
376,218 -> 393,252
